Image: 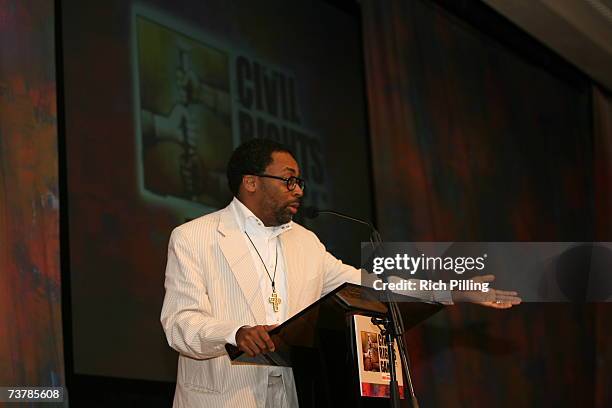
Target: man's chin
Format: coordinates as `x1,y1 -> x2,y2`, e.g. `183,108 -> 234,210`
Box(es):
275,209 -> 294,225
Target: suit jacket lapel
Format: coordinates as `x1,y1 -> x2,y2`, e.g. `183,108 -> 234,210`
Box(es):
218,206 -> 266,324
280,229 -> 307,318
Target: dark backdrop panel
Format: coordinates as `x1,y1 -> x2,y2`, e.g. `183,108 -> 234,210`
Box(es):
363,0 -> 592,242
362,0 -> 609,407
592,87 -> 612,406
594,87 -> 612,241
62,0 -> 371,382
0,0 -> 65,393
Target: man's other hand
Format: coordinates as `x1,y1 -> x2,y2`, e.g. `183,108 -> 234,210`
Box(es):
453,274 -> 522,309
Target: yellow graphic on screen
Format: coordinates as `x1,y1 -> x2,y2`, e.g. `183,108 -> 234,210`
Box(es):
136,17 -> 233,208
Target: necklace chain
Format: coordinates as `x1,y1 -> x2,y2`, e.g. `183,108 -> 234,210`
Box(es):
244,231 -> 278,290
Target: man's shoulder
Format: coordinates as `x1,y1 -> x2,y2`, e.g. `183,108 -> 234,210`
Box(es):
171,205 -> 228,238
287,221 -> 320,242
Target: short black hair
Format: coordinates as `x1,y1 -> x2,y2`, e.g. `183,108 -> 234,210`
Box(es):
226,138 -> 295,197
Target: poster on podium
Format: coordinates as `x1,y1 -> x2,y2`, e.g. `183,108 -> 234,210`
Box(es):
354,314 -> 405,399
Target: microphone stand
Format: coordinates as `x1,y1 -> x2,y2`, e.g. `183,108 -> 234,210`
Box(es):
306,208 -> 419,408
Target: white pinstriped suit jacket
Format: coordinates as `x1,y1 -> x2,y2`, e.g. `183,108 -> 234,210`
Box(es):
160,203 -> 361,407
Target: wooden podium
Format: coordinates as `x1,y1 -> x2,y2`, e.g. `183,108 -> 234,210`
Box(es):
226,283 -> 443,407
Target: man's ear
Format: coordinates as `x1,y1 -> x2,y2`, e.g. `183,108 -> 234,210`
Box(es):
242,175 -> 257,193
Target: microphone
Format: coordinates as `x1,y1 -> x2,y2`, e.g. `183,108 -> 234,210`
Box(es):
300,206 -> 381,243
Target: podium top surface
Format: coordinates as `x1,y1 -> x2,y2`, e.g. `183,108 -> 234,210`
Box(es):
225,283 -> 444,365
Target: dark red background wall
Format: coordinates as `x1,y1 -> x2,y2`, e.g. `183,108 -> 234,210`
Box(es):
362,0 -> 612,406
0,0 -> 65,394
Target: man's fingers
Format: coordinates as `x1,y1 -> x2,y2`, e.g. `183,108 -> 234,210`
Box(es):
264,338 -> 275,352
249,332 -> 268,352
474,274 -> 496,283
264,325 -> 278,350
256,326 -> 276,352
495,290 -> 518,297
251,336 -> 268,354
487,292 -> 522,309
237,326 -> 273,356
237,333 -> 258,353
236,325 -> 277,355
489,302 -> 513,309
496,294 -> 522,304
246,339 -> 262,356
244,327 -> 275,353
238,340 -> 257,357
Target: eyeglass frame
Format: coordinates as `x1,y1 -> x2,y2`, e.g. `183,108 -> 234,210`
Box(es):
247,173 -> 306,192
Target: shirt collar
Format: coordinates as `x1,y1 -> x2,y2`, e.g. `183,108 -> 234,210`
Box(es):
230,197 -> 292,238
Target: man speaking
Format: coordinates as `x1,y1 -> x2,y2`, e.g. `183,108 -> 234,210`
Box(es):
161,138 -> 365,407
160,138 -> 520,407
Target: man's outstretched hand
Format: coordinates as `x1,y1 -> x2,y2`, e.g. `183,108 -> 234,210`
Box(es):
452,274 -> 522,309
236,325 -> 278,357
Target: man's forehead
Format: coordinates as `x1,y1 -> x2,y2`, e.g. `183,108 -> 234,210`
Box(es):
268,151 -> 299,173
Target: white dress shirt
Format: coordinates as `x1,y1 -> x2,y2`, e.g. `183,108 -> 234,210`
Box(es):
226,197 -> 291,345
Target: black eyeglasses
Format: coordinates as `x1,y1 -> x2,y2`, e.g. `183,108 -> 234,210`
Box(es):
251,174 -> 305,191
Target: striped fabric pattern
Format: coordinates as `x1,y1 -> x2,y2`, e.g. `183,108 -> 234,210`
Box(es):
161,203 -> 361,407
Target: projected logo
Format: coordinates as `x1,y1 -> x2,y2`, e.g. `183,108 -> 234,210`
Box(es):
133,12 -> 330,217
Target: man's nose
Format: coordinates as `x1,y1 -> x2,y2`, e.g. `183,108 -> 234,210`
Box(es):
292,184 -> 304,197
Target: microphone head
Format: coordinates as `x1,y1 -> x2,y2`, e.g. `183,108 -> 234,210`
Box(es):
300,206 -> 319,219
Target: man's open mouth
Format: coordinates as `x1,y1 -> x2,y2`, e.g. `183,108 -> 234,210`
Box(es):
287,202 -> 300,214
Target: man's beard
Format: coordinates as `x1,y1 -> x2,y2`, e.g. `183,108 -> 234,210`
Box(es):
260,185 -> 298,226
273,204 -> 294,225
